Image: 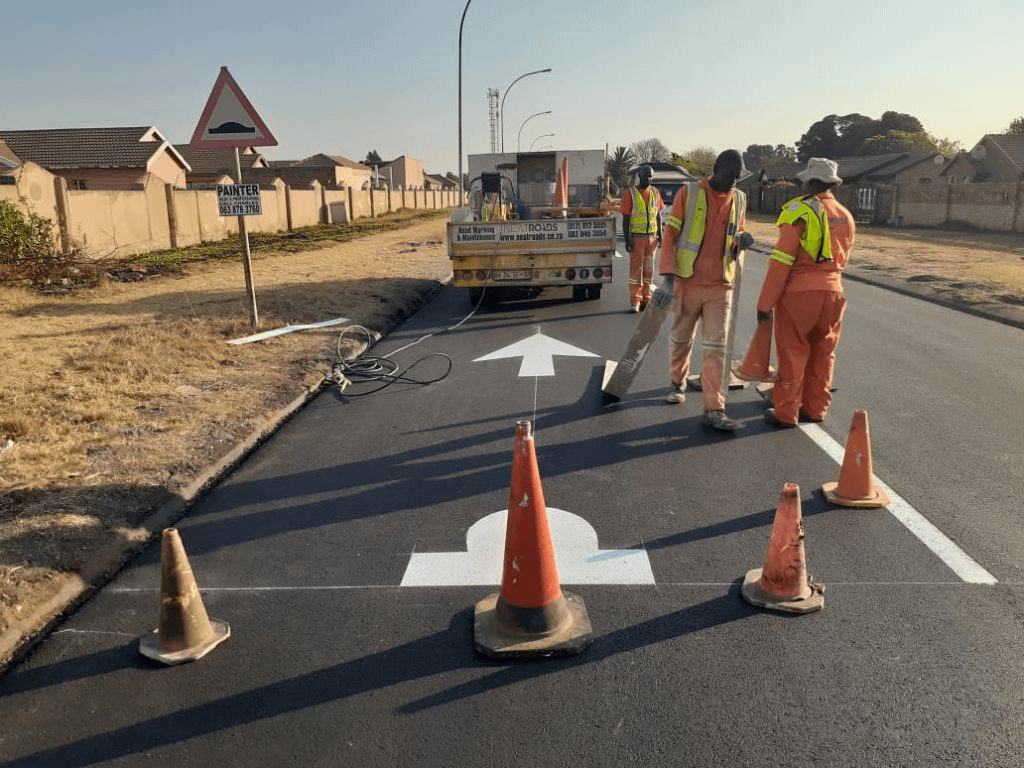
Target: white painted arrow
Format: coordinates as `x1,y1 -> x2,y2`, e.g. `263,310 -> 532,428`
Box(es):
473,331 -> 598,377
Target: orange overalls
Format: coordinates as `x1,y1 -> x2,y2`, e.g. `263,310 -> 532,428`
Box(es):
659,180 -> 746,412
620,186 -> 664,308
756,192 -> 855,424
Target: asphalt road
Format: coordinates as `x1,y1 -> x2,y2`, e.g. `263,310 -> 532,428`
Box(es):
2,247 -> 1023,767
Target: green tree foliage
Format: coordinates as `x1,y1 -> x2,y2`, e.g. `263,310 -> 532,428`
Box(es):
0,199 -> 73,286
629,138 -> 672,165
606,145 -> 636,192
860,131 -> 961,157
364,150 -> 383,165
796,111 -> 928,160
1006,117 -> 1024,135
677,146 -> 717,177
742,144 -> 798,171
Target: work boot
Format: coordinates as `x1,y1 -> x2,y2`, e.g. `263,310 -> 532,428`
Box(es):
665,382 -> 686,404
799,408 -> 824,423
639,300 -> 649,312
629,304 -> 640,313
764,408 -> 797,428
702,410 -> 738,432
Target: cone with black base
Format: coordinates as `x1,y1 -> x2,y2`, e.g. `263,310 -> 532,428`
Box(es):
474,421 -> 593,658
741,483 -> 824,614
139,527 -> 230,665
822,410 -> 890,508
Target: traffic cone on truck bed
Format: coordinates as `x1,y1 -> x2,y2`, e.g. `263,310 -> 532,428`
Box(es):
474,420 -> 593,658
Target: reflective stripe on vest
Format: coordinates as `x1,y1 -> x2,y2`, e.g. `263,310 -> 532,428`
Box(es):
629,186 -> 661,235
671,183 -> 746,283
772,195 -> 832,265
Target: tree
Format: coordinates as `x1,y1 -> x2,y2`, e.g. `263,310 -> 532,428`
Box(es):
606,145 -> 635,192
860,131 -> 961,157
742,143 -> 798,171
1006,117 -> 1024,135
364,150 -> 383,165
677,146 -> 717,177
629,138 -> 672,164
797,112 -> 930,160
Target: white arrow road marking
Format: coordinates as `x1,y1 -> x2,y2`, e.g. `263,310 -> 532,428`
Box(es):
473,331 -> 598,377
400,508 -> 655,587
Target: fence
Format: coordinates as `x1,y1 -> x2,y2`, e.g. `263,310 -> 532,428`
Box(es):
745,176 -> 1024,233
0,161 -> 460,258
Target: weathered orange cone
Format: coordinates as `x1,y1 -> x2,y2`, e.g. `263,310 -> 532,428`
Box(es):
733,318 -> 777,382
474,421 -> 593,658
139,528 -> 230,665
822,410 -> 890,508
742,483 -> 824,614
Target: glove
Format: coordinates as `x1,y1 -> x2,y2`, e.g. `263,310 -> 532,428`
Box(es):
653,274 -> 675,308
756,309 -> 773,324
737,231 -> 754,251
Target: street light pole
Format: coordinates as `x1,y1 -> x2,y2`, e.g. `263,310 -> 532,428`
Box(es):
457,0 -> 472,206
517,110 -> 551,153
500,67 -> 552,153
529,133 -> 555,151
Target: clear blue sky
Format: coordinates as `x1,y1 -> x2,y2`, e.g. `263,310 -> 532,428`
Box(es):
4,0 -> 1021,174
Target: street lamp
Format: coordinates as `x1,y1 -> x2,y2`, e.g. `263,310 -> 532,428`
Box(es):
517,110 -> 551,152
500,67 -> 552,153
457,0 -> 473,205
529,133 -> 555,151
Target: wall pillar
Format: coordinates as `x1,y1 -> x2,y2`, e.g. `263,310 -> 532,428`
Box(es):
285,184 -> 294,232
164,183 -> 179,249
52,176 -> 72,254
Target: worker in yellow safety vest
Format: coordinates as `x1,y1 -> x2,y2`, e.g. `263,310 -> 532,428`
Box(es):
755,156 -> 855,428
620,164 -> 664,312
655,149 -> 753,432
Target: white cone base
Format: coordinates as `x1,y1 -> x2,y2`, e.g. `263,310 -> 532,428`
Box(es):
822,481 -> 890,509
139,618 -> 231,665
741,569 -> 824,614
474,591 -> 593,658
732,363 -> 778,383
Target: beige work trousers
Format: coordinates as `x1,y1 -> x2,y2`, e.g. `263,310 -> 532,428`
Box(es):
668,281 -> 732,412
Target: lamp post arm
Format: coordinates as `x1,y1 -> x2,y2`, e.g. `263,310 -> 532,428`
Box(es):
499,67 -> 551,153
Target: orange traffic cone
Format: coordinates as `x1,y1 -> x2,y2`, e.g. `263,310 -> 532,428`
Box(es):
822,410 -> 890,508
742,483 -> 824,614
139,528 -> 230,665
474,421 -> 593,658
733,318 -> 777,382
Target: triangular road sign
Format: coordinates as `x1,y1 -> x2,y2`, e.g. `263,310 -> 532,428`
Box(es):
190,66 -> 277,149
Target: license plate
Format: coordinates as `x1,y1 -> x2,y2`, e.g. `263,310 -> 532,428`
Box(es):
492,270 -> 531,281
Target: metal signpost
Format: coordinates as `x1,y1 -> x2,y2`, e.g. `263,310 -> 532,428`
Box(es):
190,66 -> 278,327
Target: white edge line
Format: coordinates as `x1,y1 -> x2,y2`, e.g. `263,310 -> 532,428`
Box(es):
802,423 -> 997,585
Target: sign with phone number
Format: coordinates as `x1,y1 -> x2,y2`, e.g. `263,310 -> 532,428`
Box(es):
216,184 -> 262,217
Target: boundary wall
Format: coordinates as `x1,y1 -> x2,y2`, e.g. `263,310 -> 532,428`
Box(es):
0,162 -> 459,258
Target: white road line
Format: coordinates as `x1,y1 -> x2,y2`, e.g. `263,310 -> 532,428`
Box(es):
802,423 -> 997,584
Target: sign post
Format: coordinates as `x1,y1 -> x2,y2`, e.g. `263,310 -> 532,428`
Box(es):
190,66 -> 278,328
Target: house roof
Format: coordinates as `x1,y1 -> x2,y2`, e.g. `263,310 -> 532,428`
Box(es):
0,139 -> 19,168
982,133 -> 1024,172
0,126 -> 190,172
293,153 -> 370,171
832,154 -> 908,180
174,145 -> 266,175
861,152 -> 942,180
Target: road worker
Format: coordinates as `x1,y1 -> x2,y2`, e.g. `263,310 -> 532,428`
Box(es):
620,164 -> 664,312
755,157 -> 855,428
656,149 -> 753,432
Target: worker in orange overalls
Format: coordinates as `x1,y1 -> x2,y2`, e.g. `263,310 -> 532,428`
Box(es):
620,165 -> 664,312
755,157 -> 856,428
656,150 -> 753,432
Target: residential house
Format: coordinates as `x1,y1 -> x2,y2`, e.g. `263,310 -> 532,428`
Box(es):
0,126 -> 190,190
263,153 -> 373,190
942,134 -> 1024,184
378,155 -> 424,190
424,173 -> 457,191
174,145 -> 269,187
0,139 -> 19,170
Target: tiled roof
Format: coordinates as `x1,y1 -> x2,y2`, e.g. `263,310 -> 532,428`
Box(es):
984,134 -> 1024,172
0,126 -> 187,171
174,145 -> 266,175
293,153 -> 370,170
833,154 -> 908,180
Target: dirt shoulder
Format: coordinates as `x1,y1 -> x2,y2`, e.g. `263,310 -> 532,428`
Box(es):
1,212 -> 1022,670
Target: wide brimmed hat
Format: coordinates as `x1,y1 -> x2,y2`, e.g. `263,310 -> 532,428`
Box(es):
796,157 -> 842,185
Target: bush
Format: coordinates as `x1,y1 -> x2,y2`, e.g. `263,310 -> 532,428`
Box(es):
0,200 -> 93,288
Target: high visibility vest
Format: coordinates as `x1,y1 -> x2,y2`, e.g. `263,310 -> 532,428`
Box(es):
770,195 -> 832,266
667,182 -> 746,283
628,186 -> 662,235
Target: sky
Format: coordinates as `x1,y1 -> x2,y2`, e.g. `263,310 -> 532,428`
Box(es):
4,0 -> 1022,175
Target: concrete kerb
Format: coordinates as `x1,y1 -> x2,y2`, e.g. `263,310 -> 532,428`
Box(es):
0,278 -> 449,674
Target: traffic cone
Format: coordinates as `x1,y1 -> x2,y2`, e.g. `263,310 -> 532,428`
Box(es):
733,319 -> 777,382
741,483 -> 824,614
822,410 -> 890,508
474,421 -> 593,658
139,528 -> 230,665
